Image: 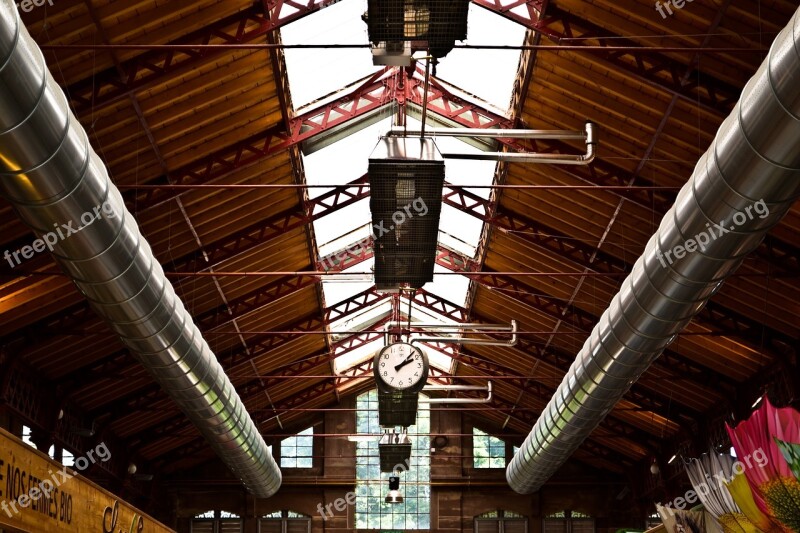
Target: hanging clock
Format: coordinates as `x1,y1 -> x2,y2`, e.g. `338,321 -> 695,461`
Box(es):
373,342 -> 429,393
373,343 -> 429,428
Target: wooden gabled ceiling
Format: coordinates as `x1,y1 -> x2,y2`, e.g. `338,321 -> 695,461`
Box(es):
0,0 -> 798,488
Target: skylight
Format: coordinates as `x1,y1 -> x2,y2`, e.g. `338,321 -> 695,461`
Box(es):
285,1 -> 527,376
281,0 -> 379,109
282,1 -> 526,112
432,3 -> 527,113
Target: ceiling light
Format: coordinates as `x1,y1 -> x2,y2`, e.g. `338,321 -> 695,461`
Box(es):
385,475 -> 404,504
649,460 -> 660,475
667,454 -> 677,464
751,395 -> 764,409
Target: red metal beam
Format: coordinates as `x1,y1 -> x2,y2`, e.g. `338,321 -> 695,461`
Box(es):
144,301 -> 654,472
3,173 -> 372,354
444,184 -> 797,369
64,2 -> 338,116
476,2 -> 739,116
172,175 -> 370,275
130,70 -> 393,212
133,327 -> 383,451
472,0 -> 547,28
88,285 -> 387,421
263,0 -> 341,30
408,287 -> 694,427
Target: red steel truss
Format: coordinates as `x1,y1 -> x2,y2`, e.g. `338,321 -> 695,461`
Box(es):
472,0 -> 547,27
444,184 -> 796,370
130,70 -> 394,212
476,1 -> 739,115
65,1 -> 340,116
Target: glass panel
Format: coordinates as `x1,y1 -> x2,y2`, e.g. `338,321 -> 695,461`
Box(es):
281,0 -> 380,109
432,3 -> 527,113
473,427 -> 506,469
354,390 -> 431,529
280,427 -> 314,469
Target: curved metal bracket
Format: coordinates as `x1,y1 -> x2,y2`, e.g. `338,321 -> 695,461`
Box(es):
421,382 -> 492,404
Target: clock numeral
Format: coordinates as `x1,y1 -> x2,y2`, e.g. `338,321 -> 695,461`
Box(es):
383,371 -> 388,377
417,363 -> 422,368
398,380 -> 403,386
414,372 -> 419,377
390,377 -> 394,383
380,362 -> 385,367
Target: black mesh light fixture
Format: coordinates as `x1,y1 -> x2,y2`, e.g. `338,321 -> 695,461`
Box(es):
364,0 -> 469,66
368,137 -> 444,292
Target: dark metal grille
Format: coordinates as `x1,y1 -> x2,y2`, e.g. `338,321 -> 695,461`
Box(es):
366,0 -> 469,59
379,442 -> 413,472
369,140 -> 444,291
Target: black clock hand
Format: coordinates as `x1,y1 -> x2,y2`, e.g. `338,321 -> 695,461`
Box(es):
394,356 -> 414,372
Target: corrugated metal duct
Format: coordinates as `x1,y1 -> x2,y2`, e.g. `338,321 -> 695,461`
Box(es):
507,5 -> 800,494
0,0 -> 281,497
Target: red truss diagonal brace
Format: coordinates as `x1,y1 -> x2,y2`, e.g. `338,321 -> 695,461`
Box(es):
132,70 -> 394,211
173,175 -> 370,274
263,0 -> 341,30
472,0 -> 547,29
65,2 -> 339,115
476,1 -> 739,115
104,288 -> 390,434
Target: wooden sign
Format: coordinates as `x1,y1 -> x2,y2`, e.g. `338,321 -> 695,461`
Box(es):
0,428 -> 175,532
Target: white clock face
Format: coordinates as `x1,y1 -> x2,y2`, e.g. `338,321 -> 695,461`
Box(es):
377,343 -> 426,390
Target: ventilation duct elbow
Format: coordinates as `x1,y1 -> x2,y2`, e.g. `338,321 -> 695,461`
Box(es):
0,0 -> 281,498
507,5 -> 800,494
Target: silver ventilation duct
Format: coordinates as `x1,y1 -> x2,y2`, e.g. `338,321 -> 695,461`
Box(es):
507,5 -> 800,494
0,1 -> 281,497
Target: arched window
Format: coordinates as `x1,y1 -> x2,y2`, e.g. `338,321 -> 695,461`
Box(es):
191,510 -> 243,533
259,510 -> 311,533
543,510 -> 595,533
354,389 -> 430,529
473,427 -> 507,468
475,510 -> 528,533
279,427 -> 314,468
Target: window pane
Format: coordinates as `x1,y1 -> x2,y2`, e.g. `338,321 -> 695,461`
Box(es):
355,390 -> 430,529
473,427 -> 507,469
280,427 -> 314,469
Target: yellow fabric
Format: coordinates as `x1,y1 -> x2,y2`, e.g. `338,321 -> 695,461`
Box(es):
725,473 -> 789,533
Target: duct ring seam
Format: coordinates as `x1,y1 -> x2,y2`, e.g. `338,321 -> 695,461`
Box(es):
0,5 -> 19,82
68,218 -> 145,289
734,80 -> 800,172
104,267 -> 173,328
0,45 -> 54,139
766,28 -> 800,122
1,126 -> 90,216
122,302 -> 192,355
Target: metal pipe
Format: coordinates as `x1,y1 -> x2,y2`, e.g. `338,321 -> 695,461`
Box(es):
410,320 -> 517,346
507,5 -> 800,494
389,127 -> 587,140
438,122 -> 596,165
422,382 -> 493,404
10,269 -> 789,279
420,55 -> 431,138
37,43 -> 766,53
115,183 -> 680,190
393,323 -> 515,330
0,0 -> 280,498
